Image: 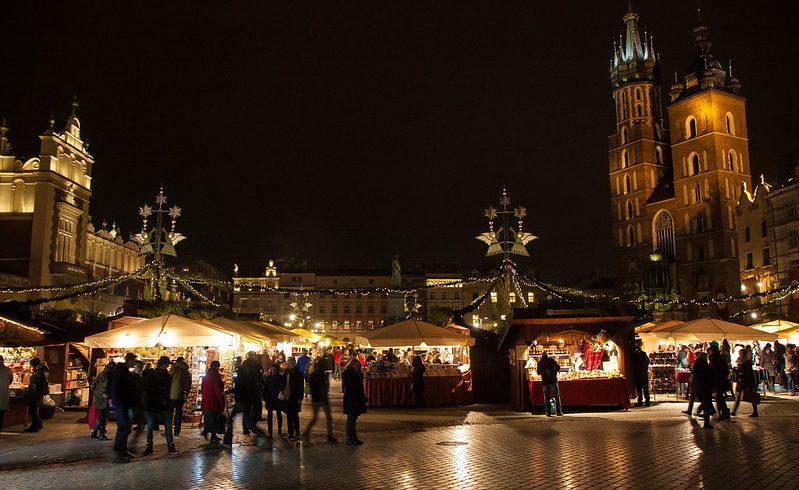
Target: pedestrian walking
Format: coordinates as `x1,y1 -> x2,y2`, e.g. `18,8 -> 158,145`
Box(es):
223,352 -> 267,446
708,344 -> 730,421
142,356 -> 177,456
169,356 -> 192,436
263,365 -> 284,438
23,357 -> 48,433
537,352 -> 563,417
110,352 -> 137,463
90,362 -> 113,440
633,345 -> 650,407
342,358 -> 366,445
760,343 -> 776,393
731,347 -> 759,417
785,346 -> 798,395
201,360 -> 225,443
0,355 -> 12,435
129,360 -> 146,445
691,352 -> 715,428
411,355 -> 426,407
301,360 -> 336,442
333,348 -> 342,381
282,357 -> 304,439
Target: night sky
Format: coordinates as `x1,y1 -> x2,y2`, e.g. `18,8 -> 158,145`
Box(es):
1,1 -> 797,282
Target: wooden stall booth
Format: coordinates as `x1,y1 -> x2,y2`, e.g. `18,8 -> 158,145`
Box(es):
500,305 -> 639,412
0,315 -> 48,427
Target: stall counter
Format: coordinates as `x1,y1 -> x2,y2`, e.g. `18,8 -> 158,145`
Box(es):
5,387 -> 29,427
364,372 -> 472,408
529,377 -> 631,410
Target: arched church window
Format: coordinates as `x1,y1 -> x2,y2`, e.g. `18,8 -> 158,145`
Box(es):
727,150 -> 738,172
627,225 -> 635,246
655,146 -> 664,165
620,127 -> 628,145
623,174 -> 631,194
686,117 -> 698,139
689,153 -> 701,176
621,95 -> 628,120
625,200 -> 633,220
653,211 -> 676,260
621,149 -> 629,168
694,182 -> 702,203
725,112 -> 735,135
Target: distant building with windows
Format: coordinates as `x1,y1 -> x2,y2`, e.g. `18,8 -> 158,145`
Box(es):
608,6 -> 752,301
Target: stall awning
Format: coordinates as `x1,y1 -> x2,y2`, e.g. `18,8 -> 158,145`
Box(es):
0,315 -> 47,346
647,317 -> 776,342
751,319 -> 799,334
635,320 -> 683,334
202,317 -> 293,343
365,319 -> 475,347
84,314 -> 237,349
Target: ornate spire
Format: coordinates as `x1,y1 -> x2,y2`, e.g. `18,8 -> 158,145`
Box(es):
677,8 -> 738,98
0,117 -> 13,156
610,2 -> 657,87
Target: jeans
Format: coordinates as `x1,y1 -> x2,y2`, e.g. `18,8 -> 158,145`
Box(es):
146,410 -> 173,446
27,398 -> 42,430
303,401 -> 332,437
346,414 -> 359,442
333,364 -> 341,380
542,383 -> 562,415
786,372 -> 795,392
223,401 -> 265,445
265,405 -> 283,435
169,399 -> 185,435
113,404 -> 131,452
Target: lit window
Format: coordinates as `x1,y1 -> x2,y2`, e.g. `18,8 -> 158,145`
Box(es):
509,292 -> 516,304
686,116 -> 697,139
490,291 -> 497,303
527,292 -> 535,303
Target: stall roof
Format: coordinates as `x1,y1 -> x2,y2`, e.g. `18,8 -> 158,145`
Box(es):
365,319 -> 475,347
84,314 -> 238,349
635,320 -> 683,334
0,314 -> 47,346
751,319 -> 799,334
648,317 -> 776,342
203,317 -> 294,343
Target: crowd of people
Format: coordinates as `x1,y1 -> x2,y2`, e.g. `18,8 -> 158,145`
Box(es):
668,339 -> 798,428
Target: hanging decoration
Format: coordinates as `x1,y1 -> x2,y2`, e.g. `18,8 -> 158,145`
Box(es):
476,189 -> 537,259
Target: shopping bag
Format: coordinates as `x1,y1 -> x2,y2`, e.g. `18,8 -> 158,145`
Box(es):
88,404 -> 99,429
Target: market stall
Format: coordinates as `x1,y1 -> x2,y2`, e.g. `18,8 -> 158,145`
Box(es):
84,314 -> 270,424
523,329 -> 631,410
362,319 -> 475,408
1,316 -> 49,426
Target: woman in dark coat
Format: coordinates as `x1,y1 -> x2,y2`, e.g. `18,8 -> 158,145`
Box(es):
282,357 -> 304,439
411,355 -> 426,407
342,358 -> 366,445
263,365 -> 284,437
731,347 -> 759,417
691,352 -> 715,429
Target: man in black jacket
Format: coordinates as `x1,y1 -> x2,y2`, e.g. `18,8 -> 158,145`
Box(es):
142,356 -> 177,456
24,358 -> 48,432
109,352 -> 137,463
223,352 -> 267,446
633,346 -> 651,407
536,352 -> 563,417
691,352 -> 715,429
301,360 -> 336,442
708,345 -> 730,421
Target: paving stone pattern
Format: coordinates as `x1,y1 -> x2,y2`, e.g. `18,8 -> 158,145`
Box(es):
2,397 -> 799,489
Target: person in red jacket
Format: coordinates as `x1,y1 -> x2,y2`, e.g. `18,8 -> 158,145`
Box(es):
201,360 -> 225,443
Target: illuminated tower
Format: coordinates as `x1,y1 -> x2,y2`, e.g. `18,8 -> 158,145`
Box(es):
666,10 -> 752,298
608,4 -> 669,295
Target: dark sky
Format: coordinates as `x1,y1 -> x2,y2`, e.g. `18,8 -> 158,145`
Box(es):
2,1 -> 797,282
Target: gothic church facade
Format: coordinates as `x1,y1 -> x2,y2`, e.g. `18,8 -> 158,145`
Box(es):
608,6 -> 752,300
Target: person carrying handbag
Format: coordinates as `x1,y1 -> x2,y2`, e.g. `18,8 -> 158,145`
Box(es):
731,347 -> 759,418
281,357 -> 304,439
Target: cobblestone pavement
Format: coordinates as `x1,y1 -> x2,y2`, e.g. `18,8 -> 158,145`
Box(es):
2,393 -> 799,489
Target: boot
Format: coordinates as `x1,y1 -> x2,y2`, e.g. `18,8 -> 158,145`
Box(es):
168,443 -> 178,455
142,445 -> 153,456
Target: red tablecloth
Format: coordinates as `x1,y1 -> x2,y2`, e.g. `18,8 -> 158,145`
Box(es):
529,377 -> 631,409
365,374 -> 472,407
675,370 -> 691,383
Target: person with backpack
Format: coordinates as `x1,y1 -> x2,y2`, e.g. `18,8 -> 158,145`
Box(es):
90,362 -> 114,440
24,358 -> 49,433
536,352 -> 562,417
142,356 -> 177,456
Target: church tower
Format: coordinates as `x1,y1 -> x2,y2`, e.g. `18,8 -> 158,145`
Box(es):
608,4 -> 670,295
666,10 -> 752,298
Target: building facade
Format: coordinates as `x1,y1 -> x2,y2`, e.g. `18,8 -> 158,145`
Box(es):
608,7 -> 752,301
0,101 -> 144,311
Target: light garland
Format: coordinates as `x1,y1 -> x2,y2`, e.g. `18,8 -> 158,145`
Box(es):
169,275 -> 223,308
0,264 -> 152,295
